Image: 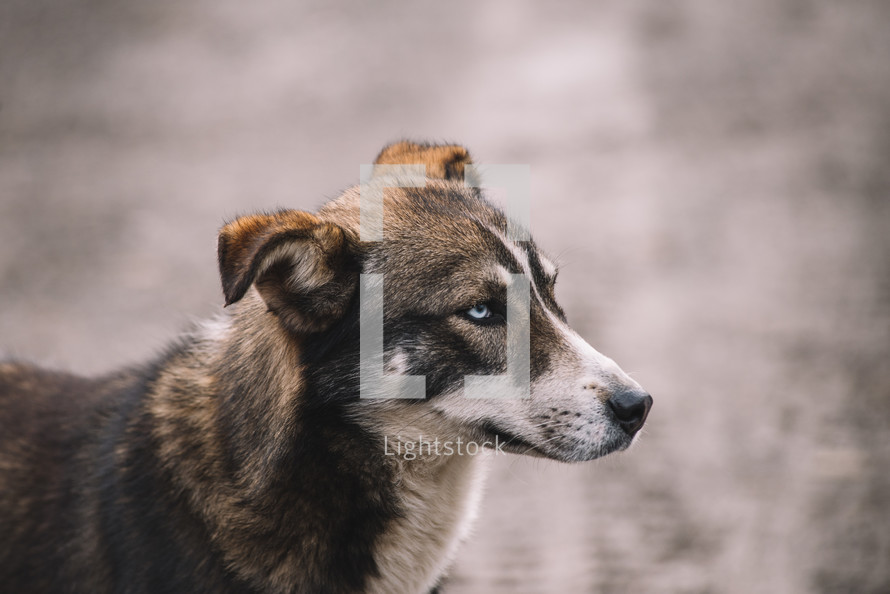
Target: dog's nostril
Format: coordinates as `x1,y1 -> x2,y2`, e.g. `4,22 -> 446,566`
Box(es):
607,389 -> 653,435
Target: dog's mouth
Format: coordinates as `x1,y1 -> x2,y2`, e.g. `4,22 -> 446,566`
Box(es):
476,420 -> 549,457
475,418 -> 634,462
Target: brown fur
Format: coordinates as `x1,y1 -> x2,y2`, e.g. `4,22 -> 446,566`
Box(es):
373,141 -> 472,181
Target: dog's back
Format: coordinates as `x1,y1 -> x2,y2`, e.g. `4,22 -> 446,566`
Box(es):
1,355 -> 262,593
1,363 -> 107,590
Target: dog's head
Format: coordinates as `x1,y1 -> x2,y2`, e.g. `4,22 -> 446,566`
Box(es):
217,141 -> 651,462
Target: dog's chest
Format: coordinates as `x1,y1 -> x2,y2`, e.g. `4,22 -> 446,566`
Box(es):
365,451 -> 491,594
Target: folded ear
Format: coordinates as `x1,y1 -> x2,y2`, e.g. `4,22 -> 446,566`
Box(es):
373,141 -> 473,181
218,210 -> 359,333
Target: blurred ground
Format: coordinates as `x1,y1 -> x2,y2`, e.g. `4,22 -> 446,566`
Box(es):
1,0 -> 889,592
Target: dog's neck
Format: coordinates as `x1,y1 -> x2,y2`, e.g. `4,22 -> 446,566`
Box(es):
362,442 -> 490,594
155,295 -> 491,593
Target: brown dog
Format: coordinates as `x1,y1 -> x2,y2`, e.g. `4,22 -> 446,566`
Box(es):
0,141 -> 651,593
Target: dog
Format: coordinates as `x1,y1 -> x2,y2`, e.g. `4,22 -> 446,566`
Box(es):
0,141 -> 652,594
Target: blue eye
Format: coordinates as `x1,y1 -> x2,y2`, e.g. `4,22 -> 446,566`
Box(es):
466,304 -> 491,319
461,302 -> 505,326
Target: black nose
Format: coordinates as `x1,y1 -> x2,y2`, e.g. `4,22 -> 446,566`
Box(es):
607,388 -> 653,435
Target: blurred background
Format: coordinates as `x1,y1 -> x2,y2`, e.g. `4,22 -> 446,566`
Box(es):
1,0 -> 888,591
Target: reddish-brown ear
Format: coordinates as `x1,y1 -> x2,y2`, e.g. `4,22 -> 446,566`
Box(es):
217,210 -> 358,333
373,141 -> 472,181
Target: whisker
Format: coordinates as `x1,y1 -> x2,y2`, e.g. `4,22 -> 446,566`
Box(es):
498,418 -> 576,450
517,432 -> 570,456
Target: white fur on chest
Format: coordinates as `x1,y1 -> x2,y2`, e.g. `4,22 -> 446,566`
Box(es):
365,451 -> 491,594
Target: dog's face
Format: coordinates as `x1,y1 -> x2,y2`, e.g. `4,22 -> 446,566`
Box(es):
218,142 -> 651,463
